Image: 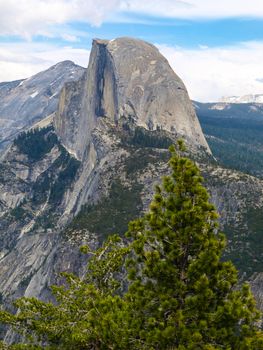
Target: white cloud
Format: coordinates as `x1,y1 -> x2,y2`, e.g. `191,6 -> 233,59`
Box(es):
0,0 -> 121,38
61,34 -> 80,43
1,1 -> 263,40
120,0 -> 263,20
0,43 -> 89,82
158,41 -> 263,101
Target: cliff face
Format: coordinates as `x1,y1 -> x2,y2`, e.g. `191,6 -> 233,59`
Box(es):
0,37 -> 262,321
0,61 -> 85,152
106,38 -> 208,146
54,38 -> 210,160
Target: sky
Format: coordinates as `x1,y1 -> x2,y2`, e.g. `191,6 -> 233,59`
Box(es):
1,1 -> 263,101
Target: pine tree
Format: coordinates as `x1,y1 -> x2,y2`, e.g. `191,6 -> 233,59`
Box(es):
0,141 -> 262,349
124,142 -> 262,349
0,235 -> 131,349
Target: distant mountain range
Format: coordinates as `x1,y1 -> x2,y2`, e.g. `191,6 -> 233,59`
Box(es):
194,99 -> 263,120
219,94 -> 263,104
194,100 -> 263,177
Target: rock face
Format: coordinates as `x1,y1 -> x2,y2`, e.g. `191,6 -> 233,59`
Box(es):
0,37 -> 212,313
55,38 -> 210,160
0,36 -> 262,328
0,61 -> 85,151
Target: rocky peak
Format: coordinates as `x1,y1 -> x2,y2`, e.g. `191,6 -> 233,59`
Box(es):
0,61 -> 85,152
54,37 -> 211,160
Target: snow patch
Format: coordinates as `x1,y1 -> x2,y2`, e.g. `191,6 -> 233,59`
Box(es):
220,94 -> 263,104
30,91 -> 39,98
49,92 -> 58,99
209,103 -> 229,111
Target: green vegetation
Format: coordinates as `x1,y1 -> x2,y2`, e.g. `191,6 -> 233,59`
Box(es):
49,151 -> 80,205
124,147 -> 169,176
0,142 -> 262,349
12,126 -> 80,230
202,169 -> 263,279
10,205 -> 28,221
198,113 -> 263,177
116,122 -> 173,150
0,164 -> 14,183
14,126 -> 58,161
68,146 -> 169,240
127,126 -> 173,149
30,147 -> 80,230
69,179 -> 143,239
32,146 -> 80,207
31,171 -> 52,205
19,274 -> 34,290
67,147 -> 169,241
222,207 -> 263,277
197,106 -> 263,278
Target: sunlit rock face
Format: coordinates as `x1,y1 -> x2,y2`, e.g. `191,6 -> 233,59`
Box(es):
0,61 -> 85,152
54,37 -> 210,160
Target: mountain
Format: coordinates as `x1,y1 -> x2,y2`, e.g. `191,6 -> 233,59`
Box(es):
195,100 -> 263,310
0,37 -> 262,333
0,38 -> 211,316
54,38 -> 210,160
194,100 -> 263,119
194,100 -> 263,177
220,94 -> 263,103
0,61 -> 85,151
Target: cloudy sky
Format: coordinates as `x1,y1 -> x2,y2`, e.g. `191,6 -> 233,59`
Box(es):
1,0 -> 263,101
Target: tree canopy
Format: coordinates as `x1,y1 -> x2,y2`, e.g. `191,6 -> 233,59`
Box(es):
0,142 -> 262,349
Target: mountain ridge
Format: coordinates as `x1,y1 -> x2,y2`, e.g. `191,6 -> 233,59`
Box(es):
0,37 -> 262,329
0,60 -> 85,152
220,94 -> 263,104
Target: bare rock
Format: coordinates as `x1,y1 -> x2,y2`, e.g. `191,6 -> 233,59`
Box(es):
55,37 -> 210,160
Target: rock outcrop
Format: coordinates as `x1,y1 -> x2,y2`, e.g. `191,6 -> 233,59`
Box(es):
54,38 -> 210,160
0,61 -> 85,152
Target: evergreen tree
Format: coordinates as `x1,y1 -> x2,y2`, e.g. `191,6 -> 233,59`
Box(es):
124,142 -> 262,349
0,142 -> 262,349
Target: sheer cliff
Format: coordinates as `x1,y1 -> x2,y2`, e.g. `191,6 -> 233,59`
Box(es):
54,38 -> 210,160
0,37 -> 262,320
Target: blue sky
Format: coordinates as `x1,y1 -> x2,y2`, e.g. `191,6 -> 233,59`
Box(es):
1,0 -> 263,101
62,18 -> 263,49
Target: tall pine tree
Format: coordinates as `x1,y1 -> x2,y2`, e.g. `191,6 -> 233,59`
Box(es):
0,142 -> 262,349
125,142 -> 262,349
